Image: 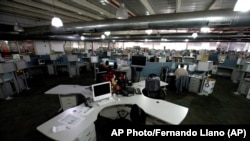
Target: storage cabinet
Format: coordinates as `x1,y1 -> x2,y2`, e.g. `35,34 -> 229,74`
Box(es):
237,78 -> 250,95
0,81 -> 14,99
189,77 -> 202,93
75,123 -> 96,141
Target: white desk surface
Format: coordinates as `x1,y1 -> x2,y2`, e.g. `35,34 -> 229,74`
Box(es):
132,80 -> 168,89
45,85 -> 92,98
38,81 -> 188,141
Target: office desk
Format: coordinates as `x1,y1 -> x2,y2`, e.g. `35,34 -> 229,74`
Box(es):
38,82 -> 188,141
132,79 -> 168,89
45,85 -> 92,111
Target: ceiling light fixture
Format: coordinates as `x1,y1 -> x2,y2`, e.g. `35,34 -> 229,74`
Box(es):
51,17 -> 63,27
101,34 -> 106,39
234,0 -> 250,12
145,29 -> 153,35
200,27 -> 210,33
51,0 -> 63,27
14,22 -> 24,32
13,3 -> 24,32
116,3 -> 128,19
104,31 -> 111,36
80,36 -> 85,40
192,33 -> 198,39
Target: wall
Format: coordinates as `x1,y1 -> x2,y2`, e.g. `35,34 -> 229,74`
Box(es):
34,41 -> 50,55
50,41 -> 65,53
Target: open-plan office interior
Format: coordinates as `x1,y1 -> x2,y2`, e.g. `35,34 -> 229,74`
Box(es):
0,0 -> 250,141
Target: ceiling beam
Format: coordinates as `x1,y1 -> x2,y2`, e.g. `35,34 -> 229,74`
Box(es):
176,0 -> 182,13
140,0 -> 156,15
0,2 -> 79,23
40,0 -> 102,20
107,0 -> 136,17
72,0 -> 116,18
12,0 -> 92,22
207,0 -> 217,10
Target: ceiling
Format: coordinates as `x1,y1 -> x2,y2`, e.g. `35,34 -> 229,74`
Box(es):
0,0 -> 250,42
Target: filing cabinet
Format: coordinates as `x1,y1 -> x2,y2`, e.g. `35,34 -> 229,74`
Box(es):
0,62 -> 16,73
75,123 -> 96,141
237,78 -> 250,95
0,82 -> 14,99
189,77 -> 202,93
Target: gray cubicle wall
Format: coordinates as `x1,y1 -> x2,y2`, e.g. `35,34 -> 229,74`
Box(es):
131,61 -> 198,82
131,62 -> 188,82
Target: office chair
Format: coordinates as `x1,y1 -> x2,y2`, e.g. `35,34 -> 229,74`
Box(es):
143,73 -> 165,99
112,104 -> 146,126
175,75 -> 189,94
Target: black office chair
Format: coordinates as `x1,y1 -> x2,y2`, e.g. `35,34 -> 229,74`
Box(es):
143,73 -> 165,99
175,75 -> 189,94
112,104 -> 146,127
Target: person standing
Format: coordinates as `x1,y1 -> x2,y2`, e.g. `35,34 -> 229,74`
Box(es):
174,63 -> 188,80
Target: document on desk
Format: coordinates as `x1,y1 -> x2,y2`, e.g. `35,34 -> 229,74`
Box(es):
58,114 -> 84,128
77,107 -> 95,117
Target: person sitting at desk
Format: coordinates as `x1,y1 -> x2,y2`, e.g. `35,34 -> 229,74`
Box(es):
99,60 -> 111,72
174,63 -> 189,94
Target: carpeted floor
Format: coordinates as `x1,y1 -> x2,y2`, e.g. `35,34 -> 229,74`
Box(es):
0,70 -> 250,141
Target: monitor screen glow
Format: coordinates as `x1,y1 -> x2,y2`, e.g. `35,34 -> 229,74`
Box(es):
178,64 -> 187,70
91,56 -> 98,63
91,81 -> 112,102
108,60 -> 115,66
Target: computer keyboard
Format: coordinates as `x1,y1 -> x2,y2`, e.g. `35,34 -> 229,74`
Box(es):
97,97 -> 116,106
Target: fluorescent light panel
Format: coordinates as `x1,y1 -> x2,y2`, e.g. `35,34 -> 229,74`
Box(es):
234,0 -> 250,12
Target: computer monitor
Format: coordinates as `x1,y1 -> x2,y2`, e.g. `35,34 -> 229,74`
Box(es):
177,64 -> 187,70
131,55 -> 147,68
91,81 -> 112,102
108,60 -> 115,66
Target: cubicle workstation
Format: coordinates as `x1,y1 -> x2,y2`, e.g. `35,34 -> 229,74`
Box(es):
14,60 -> 30,91
0,62 -> 20,98
235,59 -> 250,95
37,80 -> 188,141
0,60 -> 31,99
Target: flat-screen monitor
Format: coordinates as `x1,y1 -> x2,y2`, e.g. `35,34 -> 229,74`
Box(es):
131,55 -> 147,68
91,81 -> 112,102
108,60 -> 115,66
177,64 -> 188,70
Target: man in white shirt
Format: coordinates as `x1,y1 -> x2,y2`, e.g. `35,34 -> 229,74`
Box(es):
174,63 -> 188,80
174,63 -> 189,94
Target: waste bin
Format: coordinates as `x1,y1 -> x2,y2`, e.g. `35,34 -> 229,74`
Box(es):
201,78 -> 216,95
